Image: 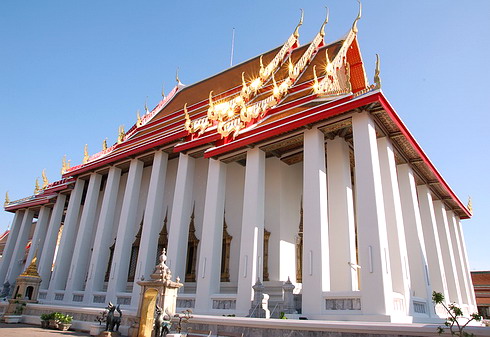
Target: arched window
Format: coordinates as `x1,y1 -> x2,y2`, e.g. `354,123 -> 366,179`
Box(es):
220,215 -> 232,282
263,229 -> 271,282
185,206 -> 199,282
156,210 -> 169,264
296,199 -> 303,283
25,286 -> 34,300
127,220 -> 143,282
104,239 -> 116,282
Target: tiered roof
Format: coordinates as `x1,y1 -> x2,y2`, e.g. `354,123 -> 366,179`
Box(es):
4,5 -> 472,220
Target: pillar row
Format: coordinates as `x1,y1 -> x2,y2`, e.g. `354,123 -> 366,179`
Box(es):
167,153 -> 195,281
326,136 -> 357,292
26,206 -> 52,265
352,112 -> 393,317
433,201 -> 461,304
377,137 -> 410,317
131,151 -> 169,306
65,173 -> 102,298
84,166 -> 121,303
236,147 -> 265,315
39,194 -> 66,290
302,127 -> 330,316
0,210 -> 25,285
416,185 -> 448,300
447,211 -> 470,307
195,158 -> 227,313
48,178 -> 85,298
6,209 -> 34,285
397,164 -> 433,316
107,158 -> 144,302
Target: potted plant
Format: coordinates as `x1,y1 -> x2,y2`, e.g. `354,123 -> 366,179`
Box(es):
167,309 -> 193,337
90,310 -> 107,336
57,313 -> 73,331
49,312 -> 61,329
40,313 -> 50,328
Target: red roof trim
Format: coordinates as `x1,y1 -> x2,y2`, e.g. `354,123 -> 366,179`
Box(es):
204,91 -> 470,219
377,93 -> 471,219
5,195 -> 54,212
64,130 -> 188,177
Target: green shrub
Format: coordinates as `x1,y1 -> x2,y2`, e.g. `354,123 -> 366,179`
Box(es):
432,291 -> 482,337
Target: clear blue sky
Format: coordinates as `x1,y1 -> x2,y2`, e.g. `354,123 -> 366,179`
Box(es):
1,1 -> 489,270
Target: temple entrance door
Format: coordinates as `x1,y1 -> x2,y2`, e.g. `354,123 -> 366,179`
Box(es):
137,288 -> 158,337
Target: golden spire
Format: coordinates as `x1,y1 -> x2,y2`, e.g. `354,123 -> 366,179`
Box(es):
374,54 -> 381,89
102,138 -> 108,151
117,125 -> 125,144
34,178 -> 40,194
259,55 -> 265,75
83,144 -> 89,164
42,169 -> 49,189
4,191 -> 10,206
20,249 -> 40,278
136,109 -> 142,127
467,196 -> 473,214
352,0 -> 362,34
144,97 -> 149,114
319,7 -> 329,37
61,155 -> 69,175
312,65 -> 319,93
293,8 -> 304,38
161,83 -> 166,99
184,103 -> 191,131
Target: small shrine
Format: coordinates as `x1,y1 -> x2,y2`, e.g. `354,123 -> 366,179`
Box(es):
12,252 -> 42,302
133,249 -> 183,337
2,253 -> 42,323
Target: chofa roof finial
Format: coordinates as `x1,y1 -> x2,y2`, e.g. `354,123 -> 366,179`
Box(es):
352,0 -> 362,34
319,7 -> 329,37
374,54 -> 381,89
293,9 -> 304,38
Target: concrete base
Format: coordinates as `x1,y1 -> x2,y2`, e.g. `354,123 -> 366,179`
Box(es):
184,314 -> 490,337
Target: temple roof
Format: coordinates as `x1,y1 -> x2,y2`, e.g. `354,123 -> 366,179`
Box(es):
4,9 -> 472,220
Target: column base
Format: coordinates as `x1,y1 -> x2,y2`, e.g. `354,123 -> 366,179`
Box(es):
304,313 -> 415,323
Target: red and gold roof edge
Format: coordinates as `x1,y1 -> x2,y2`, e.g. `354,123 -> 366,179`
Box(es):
4,5 -> 471,220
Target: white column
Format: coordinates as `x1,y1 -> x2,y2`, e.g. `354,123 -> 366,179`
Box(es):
39,194 -> 66,290
0,210 -> 25,284
326,136 -> 357,291
131,151 -> 169,306
84,167 -> 121,302
433,201 -> 461,304
65,173 -> 102,298
455,217 -> 477,311
5,209 -> 34,284
301,128 -> 329,316
236,148 -> 265,315
48,178 -> 85,298
352,112 -> 393,317
107,158 -> 144,302
447,211 -> 470,307
416,185 -> 448,299
377,137 -> 410,315
25,206 -> 52,265
195,159 -> 227,313
167,153 -> 195,280
397,164 -> 433,316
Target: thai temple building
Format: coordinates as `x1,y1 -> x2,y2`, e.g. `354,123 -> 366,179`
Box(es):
0,4 -> 477,326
